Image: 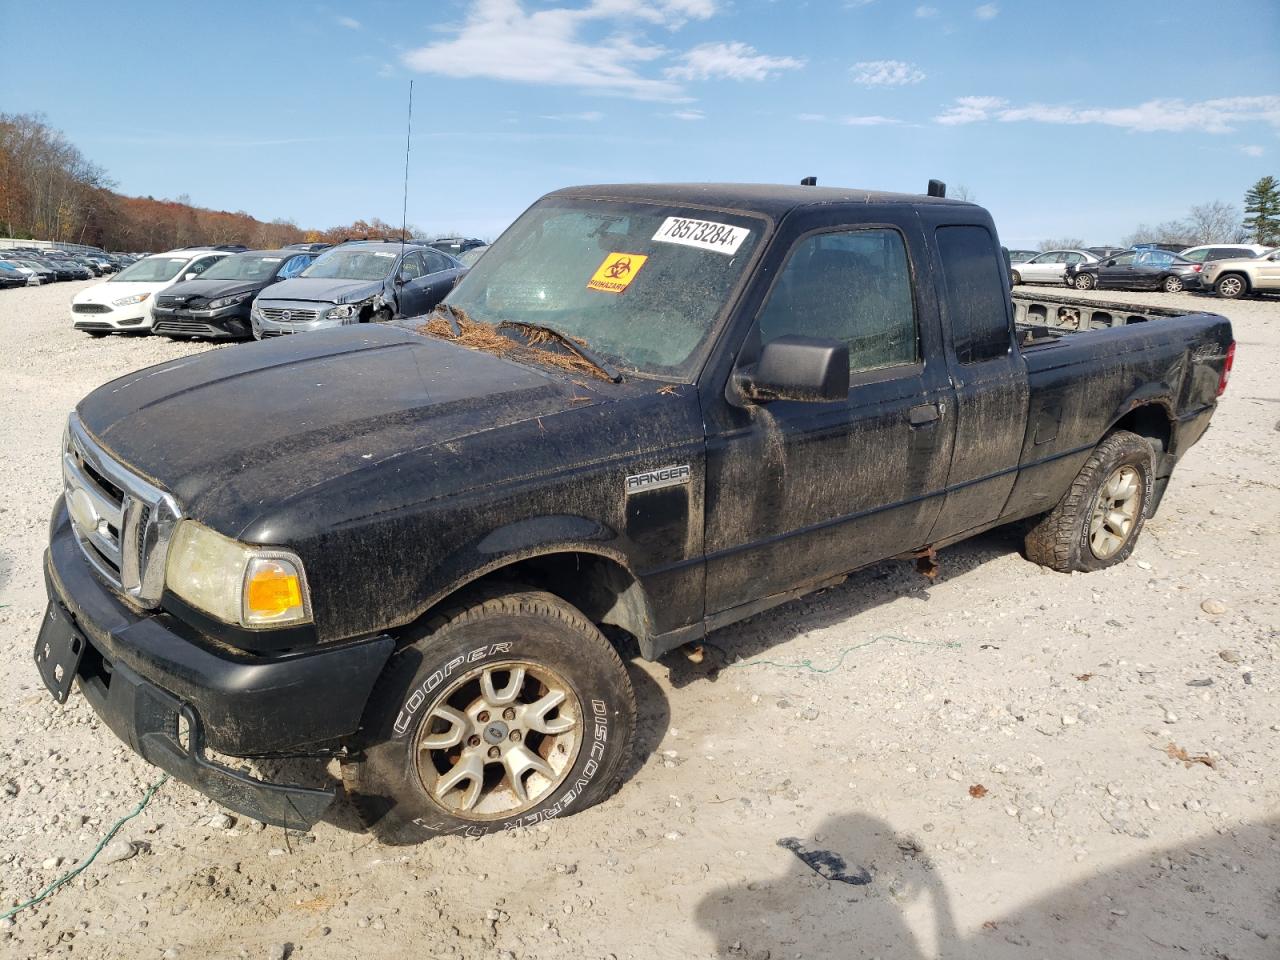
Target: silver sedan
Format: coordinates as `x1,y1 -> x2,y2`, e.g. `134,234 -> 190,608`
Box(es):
1011,249 -> 1099,286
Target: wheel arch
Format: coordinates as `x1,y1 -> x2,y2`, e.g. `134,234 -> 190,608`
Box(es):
398,535 -> 657,657
1106,397 -> 1174,456
1216,270 -> 1251,293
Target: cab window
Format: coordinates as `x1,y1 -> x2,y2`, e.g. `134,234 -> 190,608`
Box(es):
758,227 -> 918,375
934,225 -> 1011,365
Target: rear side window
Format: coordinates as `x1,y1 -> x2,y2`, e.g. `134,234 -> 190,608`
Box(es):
424,250 -> 452,274
935,225 -> 1010,364
758,227 -> 918,375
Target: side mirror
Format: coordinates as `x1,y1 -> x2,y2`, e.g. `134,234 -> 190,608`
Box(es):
184,272 -> 197,280
1105,259 -> 1116,267
394,272 -> 408,286
736,335 -> 849,404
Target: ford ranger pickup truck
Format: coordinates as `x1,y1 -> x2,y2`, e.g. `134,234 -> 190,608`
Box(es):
36,182 -> 1235,841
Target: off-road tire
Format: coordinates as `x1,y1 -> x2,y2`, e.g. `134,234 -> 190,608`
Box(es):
1010,270 -> 1022,286
342,586 -> 636,842
1215,274 -> 1247,299
1163,275 -> 1184,293
1023,430 -> 1154,573
1073,272 -> 1095,290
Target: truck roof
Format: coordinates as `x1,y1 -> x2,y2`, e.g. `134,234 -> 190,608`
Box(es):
548,182 -> 973,219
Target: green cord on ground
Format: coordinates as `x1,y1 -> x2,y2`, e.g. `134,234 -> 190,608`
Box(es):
1,773 -> 169,923
723,634 -> 960,673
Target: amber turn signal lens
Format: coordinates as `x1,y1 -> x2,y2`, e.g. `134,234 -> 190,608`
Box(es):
243,558 -> 307,624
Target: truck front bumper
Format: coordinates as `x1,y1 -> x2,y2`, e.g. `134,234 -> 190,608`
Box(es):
39,499 -> 395,829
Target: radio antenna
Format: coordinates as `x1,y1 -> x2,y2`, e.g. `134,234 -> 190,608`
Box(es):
401,80 -> 414,247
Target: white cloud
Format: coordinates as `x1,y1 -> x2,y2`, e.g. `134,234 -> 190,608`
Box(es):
337,15 -> 361,29
669,109 -> 706,120
936,95 -> 1280,133
851,59 -> 925,87
842,115 -> 903,125
915,5 -> 939,17
401,0 -> 716,101
1242,144 -> 1265,157
666,41 -> 805,82
974,3 -> 999,19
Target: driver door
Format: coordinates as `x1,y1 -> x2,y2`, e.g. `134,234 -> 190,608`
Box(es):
1099,252 -> 1136,288
394,251 -> 427,317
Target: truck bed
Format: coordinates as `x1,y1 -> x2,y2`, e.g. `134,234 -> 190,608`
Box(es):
1013,290 -> 1196,347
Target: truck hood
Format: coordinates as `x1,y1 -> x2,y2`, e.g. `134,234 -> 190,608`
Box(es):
75,326 -> 609,536
257,276 -> 384,305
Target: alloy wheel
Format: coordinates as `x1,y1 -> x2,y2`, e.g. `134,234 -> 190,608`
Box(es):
1089,465 -> 1141,559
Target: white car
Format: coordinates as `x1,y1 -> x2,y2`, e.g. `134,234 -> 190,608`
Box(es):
1010,249 -> 1099,286
70,249 -> 230,335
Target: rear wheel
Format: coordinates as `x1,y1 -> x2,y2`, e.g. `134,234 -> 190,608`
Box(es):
1163,275 -> 1184,293
1215,274 -> 1246,299
1073,272 -> 1095,290
1010,270 -> 1022,285
342,587 -> 636,842
1024,430 -> 1153,573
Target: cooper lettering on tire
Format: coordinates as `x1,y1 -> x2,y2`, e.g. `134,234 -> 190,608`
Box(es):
343,586 -> 636,841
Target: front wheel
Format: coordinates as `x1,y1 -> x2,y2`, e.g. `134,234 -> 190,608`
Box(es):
342,587 -> 636,842
1215,274 -> 1246,299
1010,270 -> 1022,286
1023,430 -> 1153,573
365,307 -> 392,324
1073,272 -> 1096,290
1163,275 -> 1184,293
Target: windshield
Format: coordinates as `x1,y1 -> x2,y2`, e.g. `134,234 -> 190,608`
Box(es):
199,253 -> 284,281
112,256 -> 190,283
301,248 -> 397,281
440,198 -> 764,378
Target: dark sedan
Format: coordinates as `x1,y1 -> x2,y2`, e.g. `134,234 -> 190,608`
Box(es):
151,249 -> 318,339
0,263 -> 27,289
1066,249 -> 1200,293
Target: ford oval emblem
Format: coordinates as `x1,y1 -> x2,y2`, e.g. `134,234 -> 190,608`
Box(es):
281,310 -> 292,322
67,487 -> 99,533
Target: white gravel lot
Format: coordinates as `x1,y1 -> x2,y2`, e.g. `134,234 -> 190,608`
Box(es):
0,280 -> 1277,960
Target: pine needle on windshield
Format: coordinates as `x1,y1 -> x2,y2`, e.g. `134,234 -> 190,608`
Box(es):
417,312 -> 614,382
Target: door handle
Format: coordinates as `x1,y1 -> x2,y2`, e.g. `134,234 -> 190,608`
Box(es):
908,402 -> 941,426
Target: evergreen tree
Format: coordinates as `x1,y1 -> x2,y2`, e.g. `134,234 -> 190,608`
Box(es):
1243,176 -> 1280,246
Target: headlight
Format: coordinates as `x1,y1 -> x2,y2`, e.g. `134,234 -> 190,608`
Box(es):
111,292 -> 150,306
165,520 -> 311,628
326,303 -> 356,320
208,292 -> 251,310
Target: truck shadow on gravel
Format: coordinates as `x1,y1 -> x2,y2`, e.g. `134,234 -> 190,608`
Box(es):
663,525 -> 1027,689
696,811 -> 1279,959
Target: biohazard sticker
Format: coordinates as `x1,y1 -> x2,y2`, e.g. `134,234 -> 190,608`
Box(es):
588,252 -> 648,294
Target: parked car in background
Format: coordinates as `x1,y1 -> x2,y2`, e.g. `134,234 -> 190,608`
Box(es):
0,262 -> 28,289
1200,247 -> 1280,299
251,241 -> 466,338
1007,249 -> 1039,263
152,249 -> 317,340
0,259 -> 40,285
11,259 -> 57,284
427,236 -> 486,258
70,248 -> 231,336
1010,249 -> 1098,285
1132,242 -> 1186,254
1066,249 -> 1199,292
458,244 -> 489,267
1085,246 -> 1125,259
1178,244 -> 1266,264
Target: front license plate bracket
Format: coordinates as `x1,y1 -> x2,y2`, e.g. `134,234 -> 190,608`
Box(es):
34,602 -> 88,704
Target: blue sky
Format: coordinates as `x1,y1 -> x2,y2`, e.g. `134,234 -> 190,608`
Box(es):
4,0 -> 1278,246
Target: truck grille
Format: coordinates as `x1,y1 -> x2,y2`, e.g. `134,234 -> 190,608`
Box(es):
259,306 -> 319,323
72,303 -> 112,314
62,415 -> 181,607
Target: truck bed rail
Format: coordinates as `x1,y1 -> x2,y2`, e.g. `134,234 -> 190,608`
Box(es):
1013,291 -> 1187,333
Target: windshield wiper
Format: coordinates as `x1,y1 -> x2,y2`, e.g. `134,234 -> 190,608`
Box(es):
497,320 -> 622,382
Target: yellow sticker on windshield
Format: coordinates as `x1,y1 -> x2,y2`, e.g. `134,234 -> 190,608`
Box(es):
588,252 -> 648,294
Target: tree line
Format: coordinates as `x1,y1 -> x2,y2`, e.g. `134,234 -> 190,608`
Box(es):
1036,178 -> 1279,252
0,113 -> 422,251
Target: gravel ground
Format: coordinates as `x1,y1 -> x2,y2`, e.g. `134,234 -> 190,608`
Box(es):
0,280 -> 1277,960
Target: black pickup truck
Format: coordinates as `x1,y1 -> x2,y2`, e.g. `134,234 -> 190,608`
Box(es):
36,182 -> 1234,841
